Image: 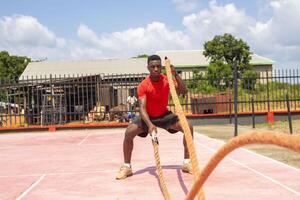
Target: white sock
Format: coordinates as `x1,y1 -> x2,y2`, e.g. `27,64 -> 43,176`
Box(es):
124,163 -> 131,168
183,159 -> 190,164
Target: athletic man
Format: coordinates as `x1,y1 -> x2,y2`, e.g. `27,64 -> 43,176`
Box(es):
116,55 -> 194,179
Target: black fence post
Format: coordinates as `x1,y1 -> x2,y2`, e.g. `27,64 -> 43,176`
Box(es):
0,83 -> 3,127
233,62 -> 238,137
50,74 -> 53,125
229,98 -> 232,124
251,96 -> 255,128
266,71 -> 270,112
285,93 -> 293,134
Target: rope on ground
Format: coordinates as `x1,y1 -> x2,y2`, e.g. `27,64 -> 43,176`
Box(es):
152,140 -> 171,200
185,132 -> 300,200
165,58 -> 205,200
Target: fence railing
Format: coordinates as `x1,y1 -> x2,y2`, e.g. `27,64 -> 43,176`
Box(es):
0,69 -> 299,128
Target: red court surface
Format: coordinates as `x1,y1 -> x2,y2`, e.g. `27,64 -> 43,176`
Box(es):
0,128 -> 299,200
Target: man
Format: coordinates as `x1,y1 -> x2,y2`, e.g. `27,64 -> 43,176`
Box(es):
127,92 -> 138,112
116,55 -> 194,180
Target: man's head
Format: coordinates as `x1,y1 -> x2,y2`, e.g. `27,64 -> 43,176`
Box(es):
147,55 -> 162,81
129,90 -> 134,97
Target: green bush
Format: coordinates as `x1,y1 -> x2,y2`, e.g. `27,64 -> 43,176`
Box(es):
186,70 -> 218,94
241,70 -> 259,90
206,61 -> 232,91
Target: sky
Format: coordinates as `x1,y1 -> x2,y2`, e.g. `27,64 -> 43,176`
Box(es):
0,0 -> 300,69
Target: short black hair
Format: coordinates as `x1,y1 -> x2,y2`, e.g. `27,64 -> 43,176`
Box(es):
147,55 -> 161,64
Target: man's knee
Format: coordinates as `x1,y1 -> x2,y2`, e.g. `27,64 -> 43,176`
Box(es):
124,124 -> 141,140
172,121 -> 193,133
169,121 -> 182,132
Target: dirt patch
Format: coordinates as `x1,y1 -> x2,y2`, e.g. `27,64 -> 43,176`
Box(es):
194,120 -> 300,169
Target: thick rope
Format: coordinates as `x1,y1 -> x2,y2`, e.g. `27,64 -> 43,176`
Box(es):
185,132 -> 300,200
152,140 -> 171,200
165,58 -> 205,200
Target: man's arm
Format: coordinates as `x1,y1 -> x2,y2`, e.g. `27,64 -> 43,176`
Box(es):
126,96 -> 130,104
139,97 -> 157,134
133,96 -> 138,105
171,65 -> 188,95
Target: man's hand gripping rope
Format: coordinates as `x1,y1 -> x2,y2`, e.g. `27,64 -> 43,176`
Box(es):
149,125 -> 159,145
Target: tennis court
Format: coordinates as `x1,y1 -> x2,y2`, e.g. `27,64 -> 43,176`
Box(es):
0,128 -> 299,200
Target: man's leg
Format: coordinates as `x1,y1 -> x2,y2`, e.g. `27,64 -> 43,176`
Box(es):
123,123 -> 144,163
169,121 -> 194,174
169,121 -> 194,158
116,123 -> 144,180
183,123 -> 194,158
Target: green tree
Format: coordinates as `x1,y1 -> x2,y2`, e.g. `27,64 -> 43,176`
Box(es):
206,60 -> 232,90
0,51 -> 31,82
241,70 -> 260,90
187,70 -> 217,94
204,33 -> 252,80
133,54 -> 149,58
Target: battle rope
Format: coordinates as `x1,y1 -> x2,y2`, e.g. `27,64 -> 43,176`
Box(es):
151,136 -> 171,200
185,132 -> 300,200
165,58 -> 205,200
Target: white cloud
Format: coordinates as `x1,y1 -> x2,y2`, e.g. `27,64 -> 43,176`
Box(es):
0,15 -> 65,48
268,0 -> 300,46
76,21 -> 192,58
0,15 -> 192,60
0,15 -> 66,59
77,24 -> 102,47
183,0 -> 252,43
1,0 -> 300,68
181,0 -> 300,68
172,0 -> 199,12
247,0 -> 300,66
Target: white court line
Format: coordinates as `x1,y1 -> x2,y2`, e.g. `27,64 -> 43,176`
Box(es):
197,141 -> 300,196
77,133 -> 91,146
0,142 -> 123,149
15,174 -> 46,200
241,147 -> 300,172
83,142 -> 122,146
0,146 -> 12,150
0,169 -> 118,178
195,132 -> 300,173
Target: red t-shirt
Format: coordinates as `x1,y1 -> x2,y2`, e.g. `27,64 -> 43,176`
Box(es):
138,75 -> 176,117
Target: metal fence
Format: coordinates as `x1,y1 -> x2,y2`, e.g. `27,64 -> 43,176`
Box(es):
0,69 -> 299,128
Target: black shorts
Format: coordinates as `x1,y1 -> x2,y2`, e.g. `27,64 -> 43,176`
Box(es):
132,111 -> 179,138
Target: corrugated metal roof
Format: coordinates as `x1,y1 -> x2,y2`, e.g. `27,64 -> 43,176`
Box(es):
20,50 -> 275,79
156,50 -> 210,67
249,54 -> 275,65
156,50 -> 275,67
20,58 -> 148,78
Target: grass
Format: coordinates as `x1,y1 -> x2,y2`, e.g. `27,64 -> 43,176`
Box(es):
255,119 -> 300,134
194,121 -> 300,168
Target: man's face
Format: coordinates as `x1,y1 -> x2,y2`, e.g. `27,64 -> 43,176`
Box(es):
147,60 -> 162,80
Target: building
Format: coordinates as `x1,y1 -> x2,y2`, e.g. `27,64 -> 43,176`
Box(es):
156,50 -> 275,78
16,51 -> 274,125
20,58 -> 148,78
20,50 -> 274,79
